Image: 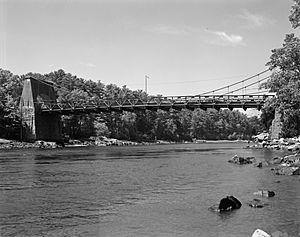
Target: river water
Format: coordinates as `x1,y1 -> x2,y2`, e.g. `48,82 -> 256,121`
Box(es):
0,143 -> 299,237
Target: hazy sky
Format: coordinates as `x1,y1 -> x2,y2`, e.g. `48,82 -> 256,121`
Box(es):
0,0 -> 298,96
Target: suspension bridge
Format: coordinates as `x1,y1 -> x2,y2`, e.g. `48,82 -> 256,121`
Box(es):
38,94 -> 269,114
25,69 -> 273,114
18,69 -> 275,141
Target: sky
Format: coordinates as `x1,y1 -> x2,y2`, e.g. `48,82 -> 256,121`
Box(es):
0,0 -> 298,96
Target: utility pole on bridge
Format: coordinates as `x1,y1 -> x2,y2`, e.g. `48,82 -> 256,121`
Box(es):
145,75 -> 149,94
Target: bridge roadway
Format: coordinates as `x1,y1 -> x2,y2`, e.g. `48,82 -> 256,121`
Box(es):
37,94 -> 273,115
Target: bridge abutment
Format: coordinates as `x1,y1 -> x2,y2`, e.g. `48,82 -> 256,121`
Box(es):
20,77 -> 62,142
270,110 -> 282,140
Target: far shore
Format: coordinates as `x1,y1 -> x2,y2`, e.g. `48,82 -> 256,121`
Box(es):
0,137 -> 252,150
5,135 -> 300,151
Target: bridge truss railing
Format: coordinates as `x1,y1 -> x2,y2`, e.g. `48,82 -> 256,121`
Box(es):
35,94 -> 274,115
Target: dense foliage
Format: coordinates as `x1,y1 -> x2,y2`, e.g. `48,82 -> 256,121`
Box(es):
289,0 -> 300,29
262,0 -> 300,137
0,69 -> 23,139
0,68 -> 263,142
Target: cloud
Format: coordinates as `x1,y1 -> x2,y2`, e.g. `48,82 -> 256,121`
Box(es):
144,24 -> 189,35
206,30 -> 244,46
47,64 -> 55,68
143,23 -> 244,46
237,10 -> 275,28
214,31 -> 243,44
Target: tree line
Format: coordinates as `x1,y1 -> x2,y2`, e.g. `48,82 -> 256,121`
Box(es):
261,0 -> 300,138
0,68 -> 264,142
2,0 -> 299,142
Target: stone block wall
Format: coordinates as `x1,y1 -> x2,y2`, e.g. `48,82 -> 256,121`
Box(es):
270,110 -> 282,140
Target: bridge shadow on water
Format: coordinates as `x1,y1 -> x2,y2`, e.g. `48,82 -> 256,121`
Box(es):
34,152 -> 98,164
33,145 -> 235,164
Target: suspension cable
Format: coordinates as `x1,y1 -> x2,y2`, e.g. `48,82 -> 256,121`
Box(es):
241,90 -> 270,95
197,69 -> 270,96
221,76 -> 270,95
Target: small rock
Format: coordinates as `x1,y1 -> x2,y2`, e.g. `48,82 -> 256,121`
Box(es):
248,203 -> 264,208
253,190 -> 275,197
256,162 -> 263,168
251,229 -> 271,237
228,155 -> 255,165
247,199 -> 268,208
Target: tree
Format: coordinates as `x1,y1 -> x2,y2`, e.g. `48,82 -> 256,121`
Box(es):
135,110 -> 157,141
176,109 -> 193,141
289,0 -> 300,29
94,117 -> 111,137
0,69 -> 23,139
261,0 -> 300,137
0,66 -> 262,141
190,109 -> 206,139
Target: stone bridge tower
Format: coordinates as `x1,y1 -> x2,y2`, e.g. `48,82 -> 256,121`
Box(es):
20,77 -> 62,142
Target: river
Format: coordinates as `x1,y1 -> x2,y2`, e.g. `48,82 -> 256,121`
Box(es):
0,142 -> 299,237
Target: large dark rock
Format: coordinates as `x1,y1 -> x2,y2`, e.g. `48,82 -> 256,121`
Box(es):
218,196 -> 242,211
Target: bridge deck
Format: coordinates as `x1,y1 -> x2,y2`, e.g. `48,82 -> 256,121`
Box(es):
37,94 -> 273,115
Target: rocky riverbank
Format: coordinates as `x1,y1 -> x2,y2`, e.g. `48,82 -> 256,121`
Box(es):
270,153 -> 300,175
249,132 -> 300,151
0,138 -> 138,150
0,136 -> 178,150
0,138 -> 41,149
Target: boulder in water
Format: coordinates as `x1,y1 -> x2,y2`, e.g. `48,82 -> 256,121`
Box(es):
218,195 -> 242,211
